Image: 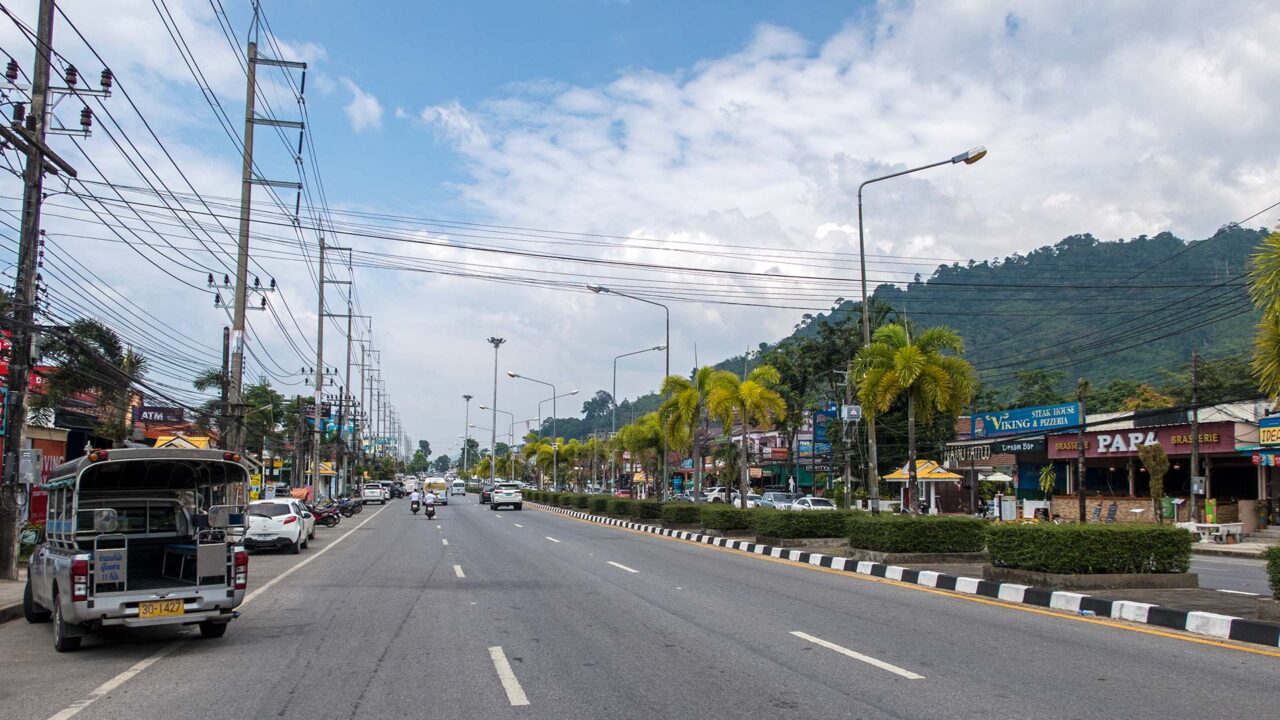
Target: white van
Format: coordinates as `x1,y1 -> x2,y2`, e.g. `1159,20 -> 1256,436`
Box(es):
451,480 -> 466,496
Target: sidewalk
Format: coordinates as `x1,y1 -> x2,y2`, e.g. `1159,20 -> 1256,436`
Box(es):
0,567 -> 27,624
1192,541 -> 1273,559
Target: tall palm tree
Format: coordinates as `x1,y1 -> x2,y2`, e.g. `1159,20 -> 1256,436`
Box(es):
854,323 -> 976,515
659,366 -> 716,494
706,366 -> 786,508
616,413 -> 664,494
1248,231 -> 1280,397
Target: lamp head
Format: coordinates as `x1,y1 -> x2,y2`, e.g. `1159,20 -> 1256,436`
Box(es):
653,345 -> 666,351
569,389 -> 580,395
587,284 -> 608,294
506,371 -> 518,378
952,145 -> 987,165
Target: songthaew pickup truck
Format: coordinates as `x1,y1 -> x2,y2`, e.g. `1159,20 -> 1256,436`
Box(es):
24,448 -> 251,652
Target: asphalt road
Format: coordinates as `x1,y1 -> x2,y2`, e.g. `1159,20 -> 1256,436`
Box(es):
1190,555 -> 1273,595
2,496 -> 1277,720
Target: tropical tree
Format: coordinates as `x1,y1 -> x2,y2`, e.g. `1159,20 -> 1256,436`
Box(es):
1138,442 -> 1170,523
37,319 -> 149,447
659,366 -> 716,494
1038,464 -> 1057,501
1120,384 -> 1175,412
706,366 -> 786,508
708,441 -> 741,489
615,413 -> 664,494
854,323 -> 976,515
1249,231 -> 1280,398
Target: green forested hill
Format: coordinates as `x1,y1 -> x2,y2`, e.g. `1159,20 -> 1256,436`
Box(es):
796,226 -> 1266,404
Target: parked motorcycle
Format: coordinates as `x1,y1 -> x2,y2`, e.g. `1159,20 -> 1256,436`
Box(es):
307,503 -> 342,528
410,499 -> 420,515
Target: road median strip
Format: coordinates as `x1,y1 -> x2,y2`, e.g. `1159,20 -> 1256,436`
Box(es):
527,502 -> 1280,652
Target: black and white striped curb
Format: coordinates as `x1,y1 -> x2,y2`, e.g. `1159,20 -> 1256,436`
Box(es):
530,503 -> 1280,650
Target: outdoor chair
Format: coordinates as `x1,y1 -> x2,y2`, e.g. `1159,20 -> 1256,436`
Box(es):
1104,502 -> 1118,523
1089,505 -> 1102,522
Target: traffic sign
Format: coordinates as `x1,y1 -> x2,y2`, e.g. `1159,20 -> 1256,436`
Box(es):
842,404 -> 862,422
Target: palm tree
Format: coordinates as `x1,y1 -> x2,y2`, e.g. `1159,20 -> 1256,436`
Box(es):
659,366 -> 716,494
1248,231 -> 1280,397
854,323 -> 976,515
37,319 -> 149,447
706,366 -> 786,508
616,413 -> 664,495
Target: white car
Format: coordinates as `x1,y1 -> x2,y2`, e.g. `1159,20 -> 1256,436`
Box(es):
451,480 -> 466,496
362,484 -> 387,505
745,493 -> 761,508
790,497 -> 836,511
246,499 -> 314,553
490,482 -> 523,511
703,487 -> 741,503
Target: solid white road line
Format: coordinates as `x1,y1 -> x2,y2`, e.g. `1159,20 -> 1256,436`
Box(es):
607,561 -> 639,574
453,564 -> 466,578
544,536 -> 561,543
442,538 -> 449,546
488,646 -> 530,706
1217,589 -> 1260,596
790,631 -> 924,680
46,503 -> 393,720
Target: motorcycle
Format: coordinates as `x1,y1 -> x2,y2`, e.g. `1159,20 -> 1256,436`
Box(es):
410,499 -> 420,515
308,503 -> 342,528
425,501 -> 436,520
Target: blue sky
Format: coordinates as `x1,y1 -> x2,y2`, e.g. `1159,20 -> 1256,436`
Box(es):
270,0 -> 870,217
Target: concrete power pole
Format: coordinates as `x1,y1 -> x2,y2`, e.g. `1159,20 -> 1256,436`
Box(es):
488,337 -> 505,484
310,237 -> 326,497
462,394 -> 473,474
1076,381 -> 1089,523
1,0 -> 61,581
1189,350 -> 1200,523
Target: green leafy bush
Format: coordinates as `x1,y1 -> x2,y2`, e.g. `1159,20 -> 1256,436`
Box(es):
573,494 -> 590,509
588,496 -> 610,514
547,492 -> 562,506
607,498 -> 635,517
751,509 -> 861,539
1265,546 -> 1280,599
557,493 -> 579,508
847,515 -> 987,553
634,501 -> 663,520
662,504 -> 701,525
700,505 -> 752,532
986,524 -> 1193,574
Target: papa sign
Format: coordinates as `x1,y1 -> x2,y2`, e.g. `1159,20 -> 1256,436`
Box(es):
1095,431 -> 1157,454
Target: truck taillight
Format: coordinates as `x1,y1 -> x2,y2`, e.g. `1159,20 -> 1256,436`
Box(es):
233,550 -> 248,590
71,558 -> 89,601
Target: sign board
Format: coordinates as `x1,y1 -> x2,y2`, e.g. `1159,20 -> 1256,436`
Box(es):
1049,422 -> 1236,459
972,403 -> 1081,438
992,438 -> 1046,454
1260,415 -> 1280,445
263,484 -> 277,500
842,404 -> 862,423
813,403 -> 838,443
96,548 -> 125,584
18,448 -> 41,484
131,406 -> 185,424
945,444 -> 991,464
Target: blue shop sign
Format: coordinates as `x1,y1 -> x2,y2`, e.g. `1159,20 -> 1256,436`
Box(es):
972,402 -> 1081,438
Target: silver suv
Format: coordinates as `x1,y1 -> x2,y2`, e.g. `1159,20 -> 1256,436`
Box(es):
489,483 -> 523,511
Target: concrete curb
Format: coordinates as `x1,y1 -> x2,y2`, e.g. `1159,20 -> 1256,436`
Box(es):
530,503 -> 1280,650
0,601 -> 22,625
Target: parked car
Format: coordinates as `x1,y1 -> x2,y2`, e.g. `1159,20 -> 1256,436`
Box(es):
247,498 -> 315,551
490,482 -> 523,511
451,480 -> 467,496
362,484 -> 387,505
612,489 -> 632,498
790,497 -> 836,511
669,493 -> 694,503
704,487 -> 740,504
759,492 -> 799,510
480,485 -> 494,504
745,493 -> 762,508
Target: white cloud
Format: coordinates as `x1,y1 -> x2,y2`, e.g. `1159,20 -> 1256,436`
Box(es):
340,78 -> 383,133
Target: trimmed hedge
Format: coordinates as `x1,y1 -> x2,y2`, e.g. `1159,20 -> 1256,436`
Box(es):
1266,546 -> 1280,599
588,496 -> 610,514
607,498 -> 635,516
572,494 -> 590,509
751,509 -> 862,539
847,515 -> 987,554
700,504 -> 752,532
556,493 -> 580,508
634,500 -> 663,520
662,504 -> 701,525
987,524 -> 1193,574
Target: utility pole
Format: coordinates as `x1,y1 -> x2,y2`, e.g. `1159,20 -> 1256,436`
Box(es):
227,34 -> 305,453
310,237 -> 327,497
220,326 -> 230,438
488,337 -> 505,485
1189,350 -> 1200,523
462,394 -> 473,474
842,371 -> 853,509
1,0 -> 61,581
1076,381 -> 1089,523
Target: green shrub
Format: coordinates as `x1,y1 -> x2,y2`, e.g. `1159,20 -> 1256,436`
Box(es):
466,484 -> 483,494
573,494 -> 590,509
547,492 -> 561,506
847,515 -> 987,553
607,498 -> 635,516
662,504 -> 701,525
634,500 -> 663,520
987,524 -> 1193,574
556,493 -> 578,508
588,496 -> 610,514
751,509 -> 861,539
700,504 -> 752,532
1265,546 -> 1280,599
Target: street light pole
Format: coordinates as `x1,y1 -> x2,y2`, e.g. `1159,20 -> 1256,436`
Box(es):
612,345 -> 665,491
588,285 -> 671,499
487,338 -> 506,485
481,405 -> 516,483
510,373 -> 572,490
462,394 -> 473,475
855,145 -> 986,514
